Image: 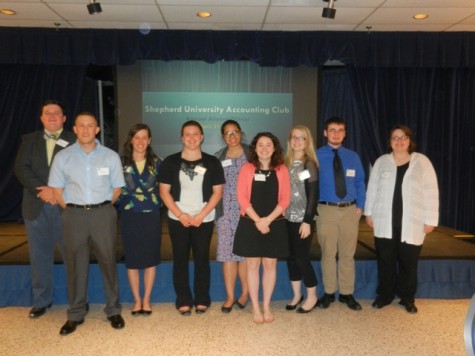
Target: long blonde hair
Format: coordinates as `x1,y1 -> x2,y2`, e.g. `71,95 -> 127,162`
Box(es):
284,125 -> 319,168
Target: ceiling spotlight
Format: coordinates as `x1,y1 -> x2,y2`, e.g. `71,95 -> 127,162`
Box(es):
322,0 -> 336,19
0,9 -> 16,16
87,0 -> 102,15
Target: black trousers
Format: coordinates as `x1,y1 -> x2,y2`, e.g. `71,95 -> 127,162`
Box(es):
286,220 -> 318,288
168,218 -> 214,309
374,225 -> 422,304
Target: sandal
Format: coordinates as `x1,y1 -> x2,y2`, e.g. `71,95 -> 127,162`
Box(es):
252,309 -> 264,324
263,310 -> 274,323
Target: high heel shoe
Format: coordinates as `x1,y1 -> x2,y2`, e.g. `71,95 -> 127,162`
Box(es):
221,302 -> 235,314
296,300 -> 318,314
285,295 -> 304,311
235,299 -> 247,309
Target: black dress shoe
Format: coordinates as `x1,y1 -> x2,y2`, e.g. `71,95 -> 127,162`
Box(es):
372,297 -> 393,309
107,314 -> 125,329
316,293 -> 335,309
59,319 -> 84,336
221,302 -> 234,313
285,296 -> 304,311
338,294 -> 362,311
296,300 -> 318,314
131,309 -> 142,316
142,309 -> 152,316
399,300 -> 418,314
29,303 -> 52,318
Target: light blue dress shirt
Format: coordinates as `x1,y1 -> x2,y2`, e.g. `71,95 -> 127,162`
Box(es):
48,140 -> 125,204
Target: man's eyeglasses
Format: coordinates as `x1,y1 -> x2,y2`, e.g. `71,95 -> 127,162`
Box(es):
290,136 -> 306,142
391,135 -> 409,142
327,129 -> 345,134
224,130 -> 241,137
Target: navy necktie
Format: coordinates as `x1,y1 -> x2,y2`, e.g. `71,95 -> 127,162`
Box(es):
333,149 -> 346,199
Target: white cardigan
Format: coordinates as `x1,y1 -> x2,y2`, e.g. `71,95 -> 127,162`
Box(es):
364,152 -> 439,245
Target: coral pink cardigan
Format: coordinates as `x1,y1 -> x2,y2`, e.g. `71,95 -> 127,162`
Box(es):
237,162 -> 290,216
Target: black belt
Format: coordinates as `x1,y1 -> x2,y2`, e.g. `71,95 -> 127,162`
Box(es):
66,201 -> 111,210
319,201 -> 355,208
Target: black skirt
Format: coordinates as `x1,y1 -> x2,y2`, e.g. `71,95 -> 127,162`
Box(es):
119,210 -> 161,269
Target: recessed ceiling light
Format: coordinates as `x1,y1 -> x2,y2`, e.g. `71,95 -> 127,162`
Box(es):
413,13 -> 429,20
197,11 -> 211,18
0,9 -> 16,16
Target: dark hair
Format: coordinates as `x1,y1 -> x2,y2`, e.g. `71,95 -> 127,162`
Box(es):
221,120 -> 242,135
388,124 -> 416,153
122,123 -> 158,168
75,111 -> 98,125
324,116 -> 346,131
40,100 -> 65,115
181,120 -> 203,136
249,132 -> 284,169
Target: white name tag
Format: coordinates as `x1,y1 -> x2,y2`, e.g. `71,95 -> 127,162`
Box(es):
56,139 -> 69,148
97,167 -> 110,176
298,169 -> 311,181
221,159 -> 232,167
346,169 -> 355,177
254,173 -> 266,181
194,166 -> 207,175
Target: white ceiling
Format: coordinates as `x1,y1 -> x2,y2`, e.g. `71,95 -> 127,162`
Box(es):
1,0 -> 475,32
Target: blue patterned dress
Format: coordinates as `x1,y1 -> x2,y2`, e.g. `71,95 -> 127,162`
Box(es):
216,153 -> 247,262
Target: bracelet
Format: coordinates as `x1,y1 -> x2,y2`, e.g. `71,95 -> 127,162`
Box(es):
177,212 -> 183,218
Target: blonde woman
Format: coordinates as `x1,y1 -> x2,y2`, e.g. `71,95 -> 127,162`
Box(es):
284,125 -> 320,313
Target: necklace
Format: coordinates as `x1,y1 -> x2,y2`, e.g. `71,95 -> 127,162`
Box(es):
258,169 -> 271,177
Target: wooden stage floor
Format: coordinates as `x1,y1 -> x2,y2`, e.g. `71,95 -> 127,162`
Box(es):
1,217 -> 474,265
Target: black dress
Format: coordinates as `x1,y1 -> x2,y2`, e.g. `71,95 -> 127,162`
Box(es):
233,170 -> 289,258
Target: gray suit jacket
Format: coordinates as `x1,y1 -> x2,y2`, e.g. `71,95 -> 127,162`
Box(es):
14,129 -> 76,220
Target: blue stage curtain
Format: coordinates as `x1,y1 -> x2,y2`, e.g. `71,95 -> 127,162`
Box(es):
0,64 -> 90,221
3,28 -> 475,67
346,66 -> 475,235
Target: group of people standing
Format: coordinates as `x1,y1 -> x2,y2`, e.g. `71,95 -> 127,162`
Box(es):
14,100 -> 439,334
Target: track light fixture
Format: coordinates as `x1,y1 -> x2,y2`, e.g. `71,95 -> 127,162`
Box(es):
322,0 -> 336,19
87,0 -> 102,15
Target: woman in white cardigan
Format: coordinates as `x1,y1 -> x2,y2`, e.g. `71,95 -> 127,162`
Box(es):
364,125 -> 439,314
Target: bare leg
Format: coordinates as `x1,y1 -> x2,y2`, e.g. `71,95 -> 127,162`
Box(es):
142,266 -> 156,311
289,280 -> 302,305
237,260 -> 249,306
127,269 -> 141,311
262,257 -> 277,323
301,286 -> 318,310
246,257 -> 263,323
222,261 -> 238,308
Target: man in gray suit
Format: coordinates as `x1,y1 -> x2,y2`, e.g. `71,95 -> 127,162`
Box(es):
14,100 -> 76,318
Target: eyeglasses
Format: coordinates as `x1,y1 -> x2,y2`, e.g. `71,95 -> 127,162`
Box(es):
391,135 -> 409,142
290,136 -> 306,142
327,129 -> 345,134
224,130 -> 241,137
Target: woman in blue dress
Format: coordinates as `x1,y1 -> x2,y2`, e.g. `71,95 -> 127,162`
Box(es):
214,120 -> 249,313
117,123 -> 162,316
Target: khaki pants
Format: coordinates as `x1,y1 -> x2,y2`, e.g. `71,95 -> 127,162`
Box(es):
316,204 -> 360,295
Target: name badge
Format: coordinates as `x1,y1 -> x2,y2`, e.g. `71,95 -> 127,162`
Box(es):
56,139 -> 69,148
346,169 -> 356,177
97,167 -> 110,176
254,173 -> 266,181
194,166 -> 207,175
221,159 -> 232,168
298,169 -> 311,181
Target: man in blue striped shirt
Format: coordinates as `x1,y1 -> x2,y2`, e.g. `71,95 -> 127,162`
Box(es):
316,117 -> 366,311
